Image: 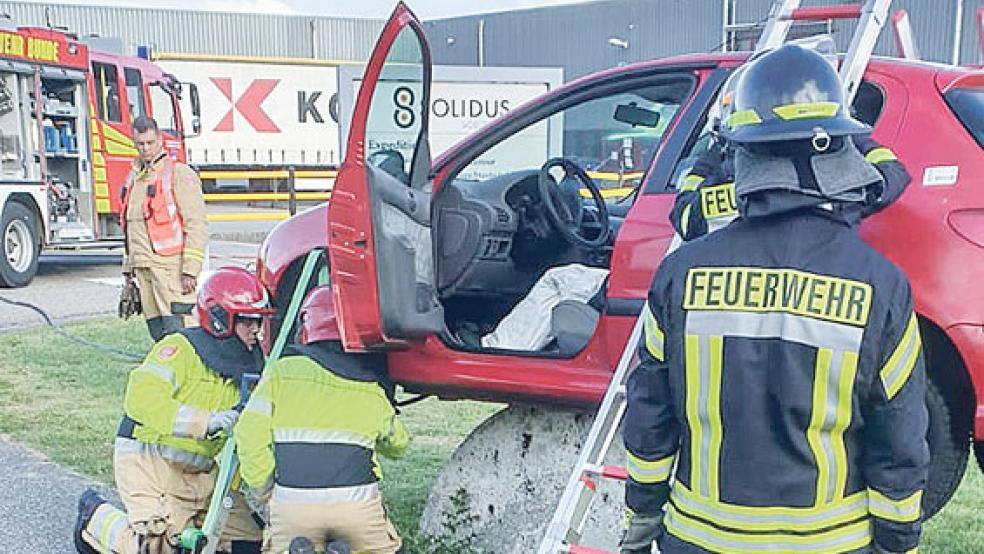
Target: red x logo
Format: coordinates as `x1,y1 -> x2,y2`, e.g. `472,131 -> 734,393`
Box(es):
210,78 -> 281,133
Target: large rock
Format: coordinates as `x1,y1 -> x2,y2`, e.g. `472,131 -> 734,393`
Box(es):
420,404 -> 625,553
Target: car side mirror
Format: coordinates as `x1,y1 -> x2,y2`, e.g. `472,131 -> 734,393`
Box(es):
614,102 -> 660,128
368,149 -> 409,184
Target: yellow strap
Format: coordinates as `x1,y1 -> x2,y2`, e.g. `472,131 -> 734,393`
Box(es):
680,174 -> 705,192
865,147 -> 897,164
644,307 -> 665,361
772,102 -> 839,121
868,488 -> 922,523
727,109 -> 762,129
879,313 -> 921,400
626,451 -> 674,484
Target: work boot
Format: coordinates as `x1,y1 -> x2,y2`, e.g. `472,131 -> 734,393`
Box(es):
288,537 -> 316,554
325,538 -> 351,554
74,488 -> 105,554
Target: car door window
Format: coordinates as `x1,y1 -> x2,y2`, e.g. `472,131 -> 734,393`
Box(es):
363,27 -> 427,187
455,76 -> 694,190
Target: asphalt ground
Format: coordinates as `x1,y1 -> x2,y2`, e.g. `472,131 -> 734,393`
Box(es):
0,438 -> 118,553
1,201 -> 287,332
0,240 -> 263,332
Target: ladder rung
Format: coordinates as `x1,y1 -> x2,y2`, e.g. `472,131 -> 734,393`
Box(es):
583,464 -> 628,481
789,5 -> 862,21
565,545 -> 617,554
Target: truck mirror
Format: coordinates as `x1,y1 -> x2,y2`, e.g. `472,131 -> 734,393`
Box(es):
613,102 -> 660,128
188,82 -> 201,117
183,82 -> 202,138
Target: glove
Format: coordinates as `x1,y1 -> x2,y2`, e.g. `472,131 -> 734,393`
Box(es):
118,278 -> 142,320
619,509 -> 663,554
206,410 -> 239,435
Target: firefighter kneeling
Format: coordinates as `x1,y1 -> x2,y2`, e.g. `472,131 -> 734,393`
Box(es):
235,285 -> 409,554
75,267 -> 273,554
621,45 -> 929,554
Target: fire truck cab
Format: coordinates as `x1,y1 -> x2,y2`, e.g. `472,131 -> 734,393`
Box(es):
0,23 -> 198,287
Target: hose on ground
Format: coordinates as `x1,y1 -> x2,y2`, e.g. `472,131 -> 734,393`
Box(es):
0,294 -> 144,362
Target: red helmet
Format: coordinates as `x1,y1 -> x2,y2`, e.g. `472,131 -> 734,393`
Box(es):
299,285 -> 341,344
196,267 -> 275,338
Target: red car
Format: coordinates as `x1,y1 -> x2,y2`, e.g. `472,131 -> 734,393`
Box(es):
256,2 -> 984,544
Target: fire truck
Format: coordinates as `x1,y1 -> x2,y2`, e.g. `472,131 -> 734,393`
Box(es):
0,24 -> 198,287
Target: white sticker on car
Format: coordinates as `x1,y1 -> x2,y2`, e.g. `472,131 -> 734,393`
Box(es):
922,166 -> 959,187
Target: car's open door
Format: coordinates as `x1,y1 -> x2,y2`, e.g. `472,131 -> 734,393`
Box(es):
327,2 -> 443,351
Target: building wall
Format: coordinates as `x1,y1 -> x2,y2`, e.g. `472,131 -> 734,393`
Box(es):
0,0 -> 383,60
426,0 -> 984,79
424,0 -> 724,79
3,0 -> 981,77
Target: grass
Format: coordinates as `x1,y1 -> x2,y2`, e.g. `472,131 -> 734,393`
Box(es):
0,317 -> 981,552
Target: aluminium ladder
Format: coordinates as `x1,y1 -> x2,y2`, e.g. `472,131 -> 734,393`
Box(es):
536,1 -> 893,552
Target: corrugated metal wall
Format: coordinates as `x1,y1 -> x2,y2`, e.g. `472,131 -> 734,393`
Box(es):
960,0 -> 984,65
2,0 -> 980,75
0,0 -> 383,60
424,0 -> 724,80
426,0 -> 984,79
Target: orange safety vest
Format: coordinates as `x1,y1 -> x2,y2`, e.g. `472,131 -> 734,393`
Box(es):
120,157 -> 185,256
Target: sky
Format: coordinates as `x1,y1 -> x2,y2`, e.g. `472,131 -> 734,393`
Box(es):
38,0 -> 602,20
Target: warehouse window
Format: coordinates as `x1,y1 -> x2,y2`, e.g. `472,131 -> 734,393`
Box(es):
92,62 -> 121,123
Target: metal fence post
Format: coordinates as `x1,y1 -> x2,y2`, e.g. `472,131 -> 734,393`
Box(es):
288,165 -> 297,216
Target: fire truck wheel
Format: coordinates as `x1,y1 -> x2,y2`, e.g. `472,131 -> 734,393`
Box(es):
923,378 -> 969,519
974,441 -> 984,475
419,404 -> 623,553
0,201 -> 40,288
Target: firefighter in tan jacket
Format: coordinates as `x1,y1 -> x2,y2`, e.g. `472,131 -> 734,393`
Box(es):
122,116 -> 208,341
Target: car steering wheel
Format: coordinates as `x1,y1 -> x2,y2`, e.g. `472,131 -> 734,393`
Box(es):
537,158 -> 611,248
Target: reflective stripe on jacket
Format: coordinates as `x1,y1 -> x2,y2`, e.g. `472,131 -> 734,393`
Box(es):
235,354 -> 409,503
117,333 -> 240,467
625,209 -> 929,554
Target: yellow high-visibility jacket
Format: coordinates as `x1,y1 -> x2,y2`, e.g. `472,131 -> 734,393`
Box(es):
116,329 -> 261,471
236,347 -> 409,503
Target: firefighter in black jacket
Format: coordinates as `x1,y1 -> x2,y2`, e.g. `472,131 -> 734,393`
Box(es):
621,44 -> 929,554
670,64 -> 910,242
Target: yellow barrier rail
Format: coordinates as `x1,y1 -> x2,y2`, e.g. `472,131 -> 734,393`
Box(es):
207,212 -> 291,222
199,170 -> 337,180
581,187 -> 636,199
204,192 -> 331,202
586,170 -> 645,181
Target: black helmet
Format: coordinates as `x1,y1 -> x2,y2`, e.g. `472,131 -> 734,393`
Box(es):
721,44 -> 870,147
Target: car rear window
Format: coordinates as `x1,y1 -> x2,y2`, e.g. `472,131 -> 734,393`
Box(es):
945,88 -> 984,148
